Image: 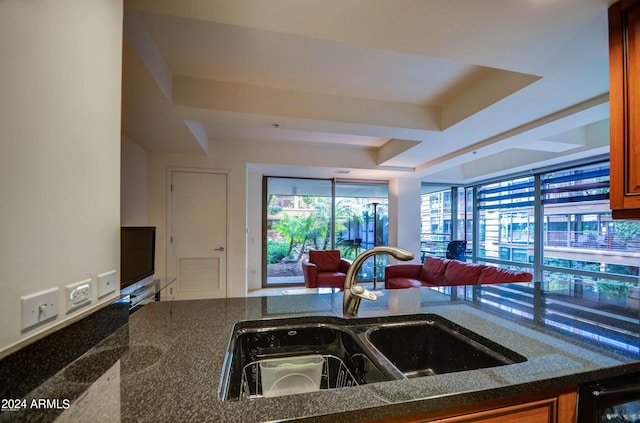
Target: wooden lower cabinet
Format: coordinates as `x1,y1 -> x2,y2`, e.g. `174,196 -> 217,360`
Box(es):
371,387 -> 577,423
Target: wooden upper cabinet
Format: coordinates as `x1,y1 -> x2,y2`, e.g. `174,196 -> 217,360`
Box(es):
609,0 -> 640,219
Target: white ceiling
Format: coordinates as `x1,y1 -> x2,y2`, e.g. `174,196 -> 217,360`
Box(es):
122,0 -> 615,184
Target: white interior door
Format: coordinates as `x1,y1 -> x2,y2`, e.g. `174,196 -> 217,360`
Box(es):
169,170 -> 227,300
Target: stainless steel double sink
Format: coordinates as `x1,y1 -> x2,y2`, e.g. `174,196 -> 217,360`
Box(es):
218,314 -> 526,401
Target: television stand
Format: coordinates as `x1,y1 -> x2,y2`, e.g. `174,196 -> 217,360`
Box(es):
128,278 -> 176,311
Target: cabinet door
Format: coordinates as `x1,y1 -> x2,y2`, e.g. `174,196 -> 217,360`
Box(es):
609,0 -> 640,218
425,398 -> 557,423
370,389 -> 576,423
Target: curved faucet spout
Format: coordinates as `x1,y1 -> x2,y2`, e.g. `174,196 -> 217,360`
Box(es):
343,246 -> 414,318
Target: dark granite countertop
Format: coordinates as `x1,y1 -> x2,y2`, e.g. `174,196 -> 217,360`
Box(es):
2,285 -> 639,422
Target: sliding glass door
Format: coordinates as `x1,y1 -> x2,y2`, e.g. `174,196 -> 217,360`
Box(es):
264,177 -> 333,286
335,182 -> 388,284
264,177 -> 388,287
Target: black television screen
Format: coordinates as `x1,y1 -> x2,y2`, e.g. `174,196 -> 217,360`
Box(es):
121,227 -> 156,290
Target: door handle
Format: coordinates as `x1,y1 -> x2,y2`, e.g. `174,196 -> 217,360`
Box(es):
214,246 -> 225,252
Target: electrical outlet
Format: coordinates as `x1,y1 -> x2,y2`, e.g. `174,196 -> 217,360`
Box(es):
21,288 -> 59,331
66,279 -> 92,312
97,270 -> 117,298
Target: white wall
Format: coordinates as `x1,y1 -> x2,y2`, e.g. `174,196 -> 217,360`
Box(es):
388,178 -> 422,263
0,0 -> 123,357
121,136 -> 149,226
146,139 -> 423,296
246,171 -> 263,291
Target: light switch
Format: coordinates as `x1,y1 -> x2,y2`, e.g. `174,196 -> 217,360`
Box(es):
21,288 -> 59,331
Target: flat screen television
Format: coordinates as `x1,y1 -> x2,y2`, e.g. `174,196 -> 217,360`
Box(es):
121,226 -> 156,291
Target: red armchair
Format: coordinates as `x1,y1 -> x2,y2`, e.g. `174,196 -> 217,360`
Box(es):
302,250 -> 351,289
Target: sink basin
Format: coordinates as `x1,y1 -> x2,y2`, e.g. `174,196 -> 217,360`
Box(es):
219,314 -> 527,400
364,317 -> 527,378
219,317 -> 389,400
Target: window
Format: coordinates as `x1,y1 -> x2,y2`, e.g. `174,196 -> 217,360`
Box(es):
335,181 -> 389,282
264,177 -> 388,286
265,178 -> 333,286
461,160 -> 639,354
477,177 -> 534,266
541,162 -> 640,305
420,186 -> 469,261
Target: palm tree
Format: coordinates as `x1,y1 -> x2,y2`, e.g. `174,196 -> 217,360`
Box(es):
272,214 -> 302,259
295,213 -> 317,261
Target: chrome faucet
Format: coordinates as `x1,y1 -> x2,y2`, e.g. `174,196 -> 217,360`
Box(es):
343,246 -> 414,318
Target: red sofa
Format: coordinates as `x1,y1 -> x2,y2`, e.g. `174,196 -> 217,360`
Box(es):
385,256 -> 532,289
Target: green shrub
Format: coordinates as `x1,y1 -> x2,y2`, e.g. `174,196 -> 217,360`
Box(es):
267,241 -> 290,264
597,281 -> 633,297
